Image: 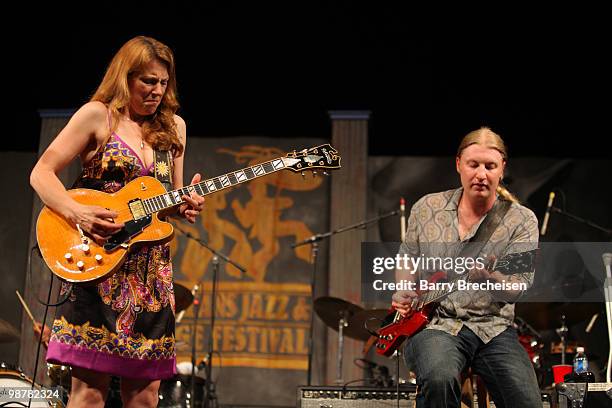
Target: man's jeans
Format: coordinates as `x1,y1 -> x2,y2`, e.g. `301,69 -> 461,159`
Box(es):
404,325 -> 542,408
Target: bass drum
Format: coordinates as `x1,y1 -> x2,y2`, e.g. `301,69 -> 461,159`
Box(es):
158,374 -> 206,408
0,362 -> 65,407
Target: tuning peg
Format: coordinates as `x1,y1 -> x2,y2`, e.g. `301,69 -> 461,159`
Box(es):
301,171 -> 306,178
312,171 -> 317,177
323,171 -> 329,176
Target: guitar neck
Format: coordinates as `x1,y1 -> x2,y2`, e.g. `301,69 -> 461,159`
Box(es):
421,271 -> 471,306
141,157 -> 288,214
419,249 -> 537,306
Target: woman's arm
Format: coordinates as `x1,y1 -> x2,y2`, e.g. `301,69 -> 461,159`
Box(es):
172,115 -> 204,223
30,101 -> 124,241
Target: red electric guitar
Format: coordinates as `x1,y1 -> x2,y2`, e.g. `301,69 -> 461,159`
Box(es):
374,249 -> 537,357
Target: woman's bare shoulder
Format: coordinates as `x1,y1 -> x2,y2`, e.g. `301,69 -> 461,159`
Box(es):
173,114 -> 186,128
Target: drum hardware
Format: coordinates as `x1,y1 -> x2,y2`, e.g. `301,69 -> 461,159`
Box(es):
174,282 -> 196,317
293,209 -> 399,385
314,297 -> 366,385
172,222 -> 246,408
515,302 -> 603,332
158,374 -> 206,408
1,362 -> 65,407
0,318 -> 20,343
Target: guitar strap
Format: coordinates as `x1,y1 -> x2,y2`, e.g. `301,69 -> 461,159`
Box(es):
153,149 -> 174,192
458,198 -> 512,260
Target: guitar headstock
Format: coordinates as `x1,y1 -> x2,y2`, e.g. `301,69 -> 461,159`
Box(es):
494,249 -> 538,275
282,144 -> 341,173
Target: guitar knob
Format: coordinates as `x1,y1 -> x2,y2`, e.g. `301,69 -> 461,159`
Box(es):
81,244 -> 90,254
376,343 -> 386,349
76,261 -> 85,270
95,254 -> 103,263
64,253 -> 73,262
385,335 -> 394,341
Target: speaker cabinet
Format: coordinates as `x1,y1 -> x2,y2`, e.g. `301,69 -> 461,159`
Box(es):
556,382 -> 612,408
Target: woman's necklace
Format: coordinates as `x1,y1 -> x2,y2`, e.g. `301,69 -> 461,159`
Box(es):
126,115 -> 145,149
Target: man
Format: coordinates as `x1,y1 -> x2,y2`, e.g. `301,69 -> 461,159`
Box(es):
392,127 -> 541,408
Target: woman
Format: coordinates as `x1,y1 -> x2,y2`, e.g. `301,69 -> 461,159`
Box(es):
30,36 -> 204,407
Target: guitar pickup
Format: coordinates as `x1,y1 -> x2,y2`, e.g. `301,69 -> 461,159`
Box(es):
128,199 -> 147,220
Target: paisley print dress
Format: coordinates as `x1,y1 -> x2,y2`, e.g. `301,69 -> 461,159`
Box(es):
45,131 -> 176,380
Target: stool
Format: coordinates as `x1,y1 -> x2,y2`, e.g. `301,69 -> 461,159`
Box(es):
460,369 -> 491,408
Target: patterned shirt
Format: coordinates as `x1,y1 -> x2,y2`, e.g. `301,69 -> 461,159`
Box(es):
400,188 -> 539,343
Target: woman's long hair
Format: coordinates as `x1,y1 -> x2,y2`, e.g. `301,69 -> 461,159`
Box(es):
91,36 -> 184,157
457,127 -> 519,203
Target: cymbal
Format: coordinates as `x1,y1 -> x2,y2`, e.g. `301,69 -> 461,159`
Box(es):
0,318 -> 20,343
175,341 -> 191,352
515,302 -> 603,330
314,297 -> 367,341
174,283 -> 194,314
350,309 -> 389,335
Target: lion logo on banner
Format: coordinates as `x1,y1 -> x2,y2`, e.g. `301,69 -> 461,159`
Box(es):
175,145 -> 324,282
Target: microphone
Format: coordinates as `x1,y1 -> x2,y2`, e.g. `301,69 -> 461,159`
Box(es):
400,197 -> 406,242
540,191 -> 556,236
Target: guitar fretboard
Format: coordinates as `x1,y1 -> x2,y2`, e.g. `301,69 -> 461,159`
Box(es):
141,158 -> 287,214
419,250 -> 536,306
420,270 -> 475,305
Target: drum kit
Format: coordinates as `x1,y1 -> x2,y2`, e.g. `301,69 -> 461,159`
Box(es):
0,321 -> 64,407
3,285 -> 605,405
3,283 -> 202,408
313,295 -> 605,390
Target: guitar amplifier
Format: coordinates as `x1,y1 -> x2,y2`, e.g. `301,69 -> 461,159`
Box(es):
555,382 -> 612,408
487,393 -> 552,408
297,386 -> 416,408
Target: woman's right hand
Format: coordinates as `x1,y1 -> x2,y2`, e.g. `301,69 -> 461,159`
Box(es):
67,203 -> 124,243
391,290 -> 418,317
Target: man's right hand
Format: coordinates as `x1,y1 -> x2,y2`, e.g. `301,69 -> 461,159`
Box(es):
391,290 -> 418,316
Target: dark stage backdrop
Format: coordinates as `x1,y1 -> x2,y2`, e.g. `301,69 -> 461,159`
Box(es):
368,157 -> 611,243
0,152 -> 36,365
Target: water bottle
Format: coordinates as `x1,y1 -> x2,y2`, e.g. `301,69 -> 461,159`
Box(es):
573,346 -> 588,374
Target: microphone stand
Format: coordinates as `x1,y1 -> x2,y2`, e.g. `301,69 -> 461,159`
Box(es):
551,206 -> 612,235
172,222 -> 247,408
602,253 -> 612,383
190,282 -> 203,407
291,209 -> 399,385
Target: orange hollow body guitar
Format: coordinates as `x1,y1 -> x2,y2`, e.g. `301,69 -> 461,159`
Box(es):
36,144 -> 341,284
374,249 -> 537,357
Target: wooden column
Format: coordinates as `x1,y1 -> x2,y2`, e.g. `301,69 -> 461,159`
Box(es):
20,109 -> 79,384
326,110 -> 369,384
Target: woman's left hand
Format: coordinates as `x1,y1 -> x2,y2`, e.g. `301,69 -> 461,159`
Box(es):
178,173 -> 205,223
